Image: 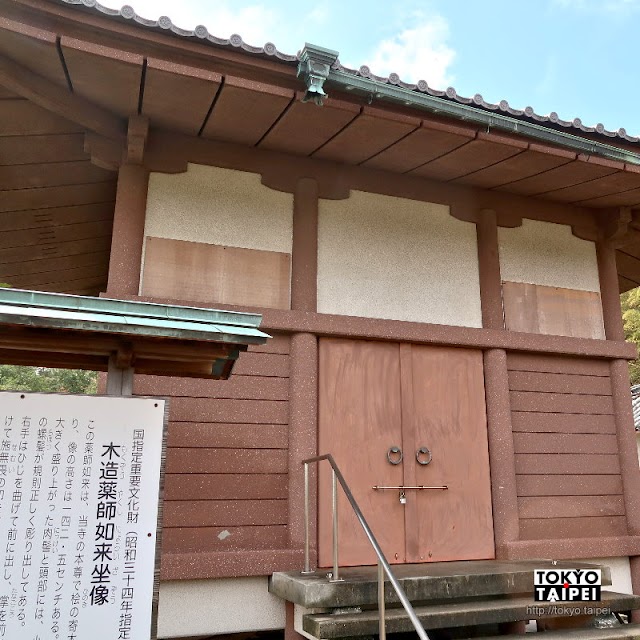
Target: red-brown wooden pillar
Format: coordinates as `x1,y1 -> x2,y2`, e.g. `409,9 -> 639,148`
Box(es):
477,208 -> 504,330
291,178 -> 319,312
286,177 -> 320,640
597,239 -> 640,610
476,209 -> 520,556
106,163 -> 149,296
106,116 -> 150,297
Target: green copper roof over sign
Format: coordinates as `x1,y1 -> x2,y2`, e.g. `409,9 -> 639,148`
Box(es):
0,288 -> 269,345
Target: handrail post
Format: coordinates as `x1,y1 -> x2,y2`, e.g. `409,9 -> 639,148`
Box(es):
302,461 -> 313,574
331,468 -> 341,582
378,560 -> 386,640
301,454 -> 429,639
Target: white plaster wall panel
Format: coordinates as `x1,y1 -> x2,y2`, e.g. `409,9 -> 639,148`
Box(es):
144,163 -> 293,252
157,577 -> 285,638
317,191 -> 482,327
498,219 -> 600,292
568,557 -> 633,595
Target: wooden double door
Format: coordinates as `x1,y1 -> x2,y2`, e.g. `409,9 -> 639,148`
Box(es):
318,338 -> 495,566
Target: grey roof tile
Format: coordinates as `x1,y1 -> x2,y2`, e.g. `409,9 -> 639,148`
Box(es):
57,0 -> 299,62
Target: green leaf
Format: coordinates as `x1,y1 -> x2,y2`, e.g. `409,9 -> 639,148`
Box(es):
0,365 -> 98,394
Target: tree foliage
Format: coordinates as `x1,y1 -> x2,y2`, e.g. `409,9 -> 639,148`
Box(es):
621,288 -> 640,385
0,365 -> 98,394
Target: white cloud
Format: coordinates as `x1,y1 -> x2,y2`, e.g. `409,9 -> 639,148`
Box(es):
366,14 -> 455,89
307,4 -> 329,25
553,0 -> 640,12
104,0 -> 281,46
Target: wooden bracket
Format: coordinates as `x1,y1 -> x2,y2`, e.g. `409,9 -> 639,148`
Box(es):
571,225 -> 601,242
114,343 -> 135,370
126,115 -> 149,164
84,132 -> 123,170
598,207 -> 640,247
451,206 -> 523,228
85,115 -> 149,169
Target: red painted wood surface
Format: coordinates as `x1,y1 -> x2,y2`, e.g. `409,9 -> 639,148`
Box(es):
313,107 -> 419,165
318,338 -> 406,566
403,345 -> 495,562
318,338 -> 494,565
503,282 -> 605,340
260,96 -> 359,156
132,336 -> 293,557
502,159 -> 618,196
142,236 -> 292,310
0,96 -> 116,295
363,121 -> 475,173
162,525 -> 288,553
459,145 -> 574,189
410,134 -> 526,181
201,76 -> 293,146
142,58 -> 221,135
520,516 -> 627,539
507,353 -> 628,541
516,475 -> 623,497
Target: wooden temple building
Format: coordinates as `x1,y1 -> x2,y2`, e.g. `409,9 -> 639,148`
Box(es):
3,0 -> 640,637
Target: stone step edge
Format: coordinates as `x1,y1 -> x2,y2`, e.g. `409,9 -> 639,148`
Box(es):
477,623 -> 640,640
270,561 -> 613,608
302,591 -> 640,639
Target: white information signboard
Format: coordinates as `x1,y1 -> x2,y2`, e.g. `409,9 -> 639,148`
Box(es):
0,392 -> 166,640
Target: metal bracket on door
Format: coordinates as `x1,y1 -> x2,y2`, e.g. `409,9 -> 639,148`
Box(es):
372,485 -> 448,490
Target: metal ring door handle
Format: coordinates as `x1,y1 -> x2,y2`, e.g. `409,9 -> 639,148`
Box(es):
416,447 -> 432,465
387,446 -> 403,465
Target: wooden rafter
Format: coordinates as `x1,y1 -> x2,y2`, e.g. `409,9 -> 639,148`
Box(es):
0,52 -> 126,140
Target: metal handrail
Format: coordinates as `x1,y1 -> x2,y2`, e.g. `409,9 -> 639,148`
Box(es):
302,453 -> 430,640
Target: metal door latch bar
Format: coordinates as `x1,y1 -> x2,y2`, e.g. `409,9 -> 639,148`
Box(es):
372,485 -> 448,490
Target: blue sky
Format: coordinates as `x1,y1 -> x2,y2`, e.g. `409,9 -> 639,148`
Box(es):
101,0 -> 640,136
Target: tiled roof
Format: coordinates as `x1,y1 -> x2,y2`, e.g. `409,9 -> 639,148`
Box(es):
333,61 -> 640,144
57,0 -> 299,61
57,0 -> 640,144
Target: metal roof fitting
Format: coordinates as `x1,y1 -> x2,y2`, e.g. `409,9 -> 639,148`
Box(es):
297,43 -> 339,106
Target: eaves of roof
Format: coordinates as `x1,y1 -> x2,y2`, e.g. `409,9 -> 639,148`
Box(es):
55,0 -> 639,147
0,288 -> 269,345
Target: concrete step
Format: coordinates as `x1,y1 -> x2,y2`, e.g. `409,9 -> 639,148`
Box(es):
302,591 -> 640,638
478,624 -> 640,639
270,560 -> 612,608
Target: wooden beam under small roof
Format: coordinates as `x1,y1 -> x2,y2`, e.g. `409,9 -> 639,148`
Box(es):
0,288 -> 270,379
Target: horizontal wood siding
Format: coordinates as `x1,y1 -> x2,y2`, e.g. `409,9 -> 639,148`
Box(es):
162,526 -> 288,553
0,98 -> 116,295
508,353 -> 628,540
133,334 -> 291,558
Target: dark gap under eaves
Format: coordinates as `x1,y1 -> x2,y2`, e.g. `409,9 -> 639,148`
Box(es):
307,106 -> 362,157
56,37 -> 74,93
198,77 -> 225,137
356,123 -> 421,166
137,58 -> 148,115
254,95 -> 297,147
